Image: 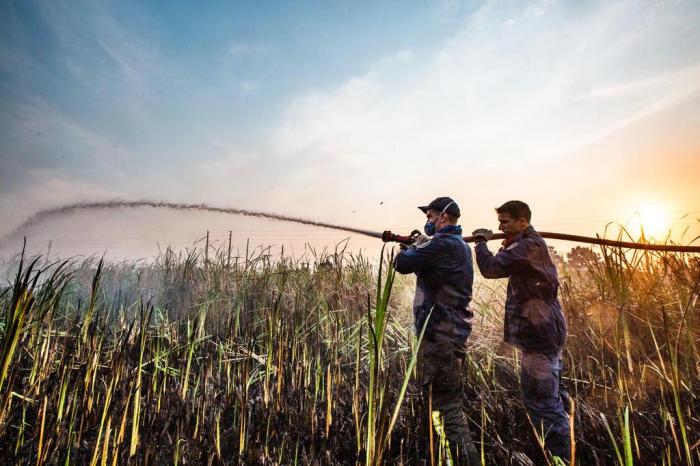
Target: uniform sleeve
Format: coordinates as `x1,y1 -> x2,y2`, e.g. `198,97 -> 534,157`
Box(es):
475,240 -> 530,278
394,242 -> 438,274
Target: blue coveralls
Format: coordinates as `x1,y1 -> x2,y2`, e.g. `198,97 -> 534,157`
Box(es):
474,225 -> 571,460
394,225 -> 476,460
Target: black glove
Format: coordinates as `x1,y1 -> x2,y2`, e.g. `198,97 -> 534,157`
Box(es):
471,228 -> 493,243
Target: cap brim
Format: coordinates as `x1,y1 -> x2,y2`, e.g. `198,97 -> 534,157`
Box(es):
418,205 -> 430,213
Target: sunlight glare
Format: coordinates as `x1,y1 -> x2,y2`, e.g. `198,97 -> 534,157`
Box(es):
627,202 -> 673,239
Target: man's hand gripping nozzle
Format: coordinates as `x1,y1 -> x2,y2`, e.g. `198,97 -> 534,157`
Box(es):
382,229 -> 431,251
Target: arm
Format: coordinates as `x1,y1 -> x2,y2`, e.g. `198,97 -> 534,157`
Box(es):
474,240 -> 530,278
394,242 -> 437,274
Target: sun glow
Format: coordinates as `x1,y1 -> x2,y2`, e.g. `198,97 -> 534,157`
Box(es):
627,201 -> 673,240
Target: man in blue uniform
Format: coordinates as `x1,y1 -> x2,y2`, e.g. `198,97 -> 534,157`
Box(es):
394,196 -> 478,465
472,200 -> 570,462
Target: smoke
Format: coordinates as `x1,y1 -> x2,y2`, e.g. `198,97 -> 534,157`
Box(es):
2,200 -> 384,246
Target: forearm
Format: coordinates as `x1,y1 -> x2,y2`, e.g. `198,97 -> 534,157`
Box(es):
394,252 -> 417,274
475,243 -> 510,278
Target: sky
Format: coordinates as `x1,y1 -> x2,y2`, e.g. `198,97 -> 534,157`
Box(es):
1,0 -> 699,261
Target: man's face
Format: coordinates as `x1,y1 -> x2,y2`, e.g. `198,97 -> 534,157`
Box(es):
497,212 -> 529,236
427,209 -> 446,231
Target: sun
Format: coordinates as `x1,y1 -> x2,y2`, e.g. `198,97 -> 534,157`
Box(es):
627,201 -> 673,239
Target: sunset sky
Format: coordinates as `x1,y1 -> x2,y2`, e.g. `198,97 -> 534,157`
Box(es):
1,0 -> 699,260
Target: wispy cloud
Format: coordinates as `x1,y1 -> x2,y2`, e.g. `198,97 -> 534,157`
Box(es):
31,1 -> 162,91
0,95 -> 136,187
272,0 -> 700,174
237,79 -> 261,94
229,42 -> 271,56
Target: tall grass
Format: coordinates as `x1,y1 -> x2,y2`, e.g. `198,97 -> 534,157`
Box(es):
0,235 -> 697,464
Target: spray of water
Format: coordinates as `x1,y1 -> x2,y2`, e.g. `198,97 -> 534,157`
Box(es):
5,199 -> 699,254
2,200 -> 383,247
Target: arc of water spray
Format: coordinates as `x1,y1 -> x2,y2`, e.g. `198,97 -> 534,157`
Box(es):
3,200 -> 383,247
4,199 -> 700,253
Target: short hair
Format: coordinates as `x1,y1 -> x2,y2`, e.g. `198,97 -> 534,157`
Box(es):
496,200 -> 531,222
443,212 -> 459,224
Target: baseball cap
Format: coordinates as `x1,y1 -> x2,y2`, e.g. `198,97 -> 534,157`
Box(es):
418,196 -> 461,218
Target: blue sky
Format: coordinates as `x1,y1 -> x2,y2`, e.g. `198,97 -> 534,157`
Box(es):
1,0 -> 699,258
1,1 -> 464,184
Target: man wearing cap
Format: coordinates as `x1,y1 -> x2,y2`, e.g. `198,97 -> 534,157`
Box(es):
472,200 -> 570,462
394,196 -> 478,465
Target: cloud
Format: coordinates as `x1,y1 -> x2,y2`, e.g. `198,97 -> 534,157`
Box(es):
29,1 -> 162,92
237,0 -> 700,233
237,79 -> 260,94
1,1 -> 215,217
392,49 -> 413,63
229,42 -> 271,56
0,95 -> 137,189
271,0 -> 700,176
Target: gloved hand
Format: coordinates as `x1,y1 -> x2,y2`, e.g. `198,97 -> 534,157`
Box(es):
471,228 -> 493,243
413,234 -> 431,248
398,234 -> 430,252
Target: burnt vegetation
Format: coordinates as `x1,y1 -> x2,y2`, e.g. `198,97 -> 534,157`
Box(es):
0,239 -> 698,465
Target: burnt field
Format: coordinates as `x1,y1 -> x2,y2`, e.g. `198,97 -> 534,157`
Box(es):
0,241 -> 698,465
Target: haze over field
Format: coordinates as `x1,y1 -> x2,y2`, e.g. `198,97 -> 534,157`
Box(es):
1,0 -> 699,260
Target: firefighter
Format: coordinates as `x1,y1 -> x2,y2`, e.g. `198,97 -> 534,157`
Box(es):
472,200 -> 571,462
394,196 -> 478,465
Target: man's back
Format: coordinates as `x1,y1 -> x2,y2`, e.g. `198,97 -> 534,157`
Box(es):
395,225 -> 474,345
475,225 -> 567,353
473,201 -> 572,461
395,218 -> 479,464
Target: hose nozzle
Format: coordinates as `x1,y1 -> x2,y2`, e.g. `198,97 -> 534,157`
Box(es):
382,230 -> 422,245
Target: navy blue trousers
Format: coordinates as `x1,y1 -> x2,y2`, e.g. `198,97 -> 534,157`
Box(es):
521,350 -> 571,461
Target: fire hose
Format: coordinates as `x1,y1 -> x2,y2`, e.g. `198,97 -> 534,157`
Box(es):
379,230 -> 700,253
5,200 -> 699,254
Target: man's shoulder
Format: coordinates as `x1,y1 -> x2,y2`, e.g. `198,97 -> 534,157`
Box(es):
499,233 -> 543,256
521,228 -> 547,247
402,236 -> 440,255
433,233 -> 469,250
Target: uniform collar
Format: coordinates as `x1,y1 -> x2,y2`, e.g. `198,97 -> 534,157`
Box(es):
436,224 -> 463,236
502,225 -> 534,248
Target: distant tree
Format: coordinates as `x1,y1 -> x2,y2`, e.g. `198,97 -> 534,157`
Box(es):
690,256 -> 700,269
548,245 -> 565,269
567,246 -> 601,270
689,256 -> 700,276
